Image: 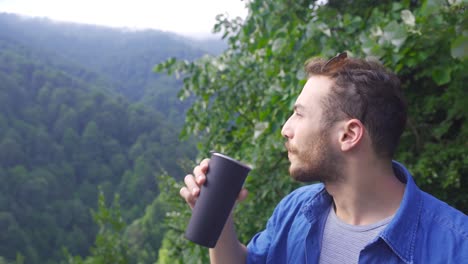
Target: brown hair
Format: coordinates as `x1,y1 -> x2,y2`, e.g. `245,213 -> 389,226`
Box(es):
305,53 -> 407,159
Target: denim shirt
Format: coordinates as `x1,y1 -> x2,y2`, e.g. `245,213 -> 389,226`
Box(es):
247,161 -> 468,263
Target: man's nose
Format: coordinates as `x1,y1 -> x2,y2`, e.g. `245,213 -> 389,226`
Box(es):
281,117 -> 293,139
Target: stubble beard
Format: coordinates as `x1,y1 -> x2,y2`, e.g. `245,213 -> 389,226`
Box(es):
287,129 -> 343,183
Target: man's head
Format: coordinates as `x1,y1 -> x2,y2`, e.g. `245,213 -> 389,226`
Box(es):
281,52 -> 407,183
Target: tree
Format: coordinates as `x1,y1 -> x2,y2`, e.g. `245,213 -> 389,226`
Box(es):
64,189 -> 129,264
124,189 -> 170,264
0,137 -> 25,167
155,0 -> 467,261
81,121 -> 102,162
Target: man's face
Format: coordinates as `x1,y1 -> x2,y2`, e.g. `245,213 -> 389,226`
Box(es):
281,76 -> 343,183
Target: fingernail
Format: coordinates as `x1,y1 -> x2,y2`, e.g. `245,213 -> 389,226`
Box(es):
193,187 -> 199,194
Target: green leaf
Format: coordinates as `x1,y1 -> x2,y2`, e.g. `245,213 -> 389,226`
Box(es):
432,67 -> 452,85
272,38 -> 287,54
381,21 -> 407,49
450,35 -> 468,60
401,10 -> 416,27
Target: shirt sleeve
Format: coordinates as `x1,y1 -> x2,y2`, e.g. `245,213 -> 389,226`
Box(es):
245,184 -> 320,263
246,216 -> 275,263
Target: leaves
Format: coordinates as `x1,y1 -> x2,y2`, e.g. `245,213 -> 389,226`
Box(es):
381,21 -> 408,50
64,189 -> 129,264
451,35 -> 468,60
401,10 -> 416,27
432,67 -> 452,85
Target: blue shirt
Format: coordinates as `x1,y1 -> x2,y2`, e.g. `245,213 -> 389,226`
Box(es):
247,161 -> 468,263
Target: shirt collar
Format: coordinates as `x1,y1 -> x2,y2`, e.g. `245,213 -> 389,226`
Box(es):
379,161 -> 422,264
300,183 -> 331,223
300,161 -> 422,263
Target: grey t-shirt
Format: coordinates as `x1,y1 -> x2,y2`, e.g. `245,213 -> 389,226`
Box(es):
319,206 -> 393,264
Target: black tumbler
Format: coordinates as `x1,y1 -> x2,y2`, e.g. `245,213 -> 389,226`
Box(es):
185,152 -> 251,248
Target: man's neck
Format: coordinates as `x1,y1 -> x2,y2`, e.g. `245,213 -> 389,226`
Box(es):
324,159 -> 405,226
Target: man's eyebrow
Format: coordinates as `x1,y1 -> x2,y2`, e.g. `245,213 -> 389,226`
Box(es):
294,104 -> 306,111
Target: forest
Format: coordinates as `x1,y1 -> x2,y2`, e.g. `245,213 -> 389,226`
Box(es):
0,12 -> 220,263
1,0 -> 467,263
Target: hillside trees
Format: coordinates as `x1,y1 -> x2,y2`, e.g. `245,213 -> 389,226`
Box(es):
155,0 -> 467,261
64,190 -> 129,264
0,38 -> 196,263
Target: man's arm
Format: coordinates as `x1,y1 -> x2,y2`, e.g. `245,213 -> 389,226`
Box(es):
209,215 -> 247,264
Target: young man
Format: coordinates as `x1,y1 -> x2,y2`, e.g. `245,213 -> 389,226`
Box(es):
180,53 -> 468,263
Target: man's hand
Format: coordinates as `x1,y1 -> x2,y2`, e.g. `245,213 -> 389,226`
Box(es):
180,158 -> 249,209
179,158 -> 248,264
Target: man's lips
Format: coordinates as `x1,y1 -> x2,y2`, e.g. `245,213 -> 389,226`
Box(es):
285,142 -> 297,155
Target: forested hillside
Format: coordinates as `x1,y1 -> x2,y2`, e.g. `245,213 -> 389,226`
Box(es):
0,13 -> 225,124
0,13 -> 215,263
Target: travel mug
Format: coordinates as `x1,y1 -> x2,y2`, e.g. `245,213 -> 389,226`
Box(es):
185,152 -> 251,248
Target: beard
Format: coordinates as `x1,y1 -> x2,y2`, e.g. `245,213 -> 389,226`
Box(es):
286,129 -> 343,183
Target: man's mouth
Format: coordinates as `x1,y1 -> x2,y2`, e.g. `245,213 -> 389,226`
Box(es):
285,142 -> 296,155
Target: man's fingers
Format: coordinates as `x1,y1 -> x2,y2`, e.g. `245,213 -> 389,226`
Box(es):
238,188 -> 248,202
180,174 -> 201,209
182,158 -> 249,211
179,186 -> 195,208
184,174 -> 200,196
193,159 -> 210,185
193,165 -> 204,183
200,158 -> 210,172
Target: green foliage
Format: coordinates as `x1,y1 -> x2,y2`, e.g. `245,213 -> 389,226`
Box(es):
0,254 -> 24,264
64,189 -> 129,264
0,17 -> 198,263
155,0 -> 467,261
155,174 -> 211,264
124,173 -> 188,264
0,12 -> 222,122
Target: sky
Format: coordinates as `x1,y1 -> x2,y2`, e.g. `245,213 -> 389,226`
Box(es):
0,0 -> 249,38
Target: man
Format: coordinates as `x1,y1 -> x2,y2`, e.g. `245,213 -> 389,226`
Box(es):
180,53 -> 468,263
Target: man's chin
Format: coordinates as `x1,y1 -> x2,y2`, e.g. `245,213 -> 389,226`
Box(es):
289,166 -> 318,183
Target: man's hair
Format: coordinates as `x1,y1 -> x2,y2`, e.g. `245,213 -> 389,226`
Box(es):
304,53 -> 407,159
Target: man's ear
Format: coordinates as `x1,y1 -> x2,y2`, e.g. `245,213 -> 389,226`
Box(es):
338,119 -> 365,152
